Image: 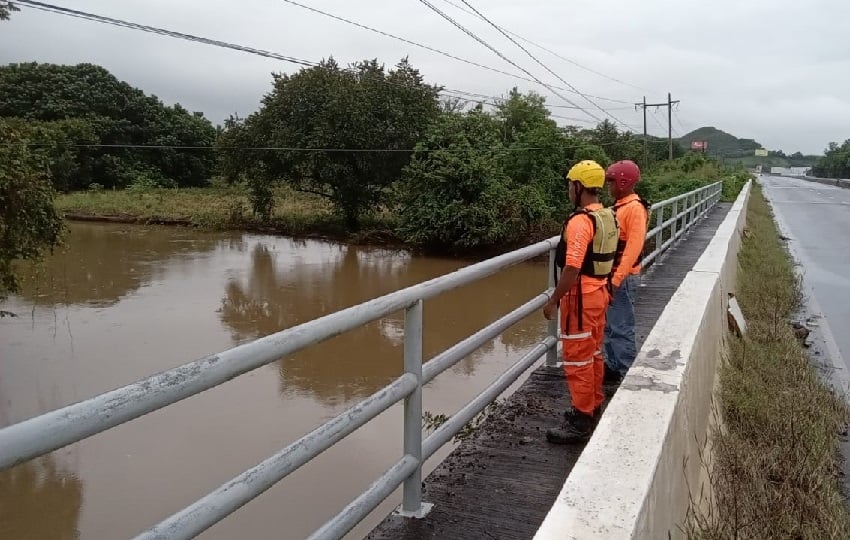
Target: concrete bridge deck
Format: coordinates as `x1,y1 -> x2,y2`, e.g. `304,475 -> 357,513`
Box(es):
367,202 -> 733,540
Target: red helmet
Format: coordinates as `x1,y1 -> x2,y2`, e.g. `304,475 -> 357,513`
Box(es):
605,160 -> 641,190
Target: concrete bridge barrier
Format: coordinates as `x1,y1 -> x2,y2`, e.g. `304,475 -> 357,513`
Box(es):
534,181 -> 751,540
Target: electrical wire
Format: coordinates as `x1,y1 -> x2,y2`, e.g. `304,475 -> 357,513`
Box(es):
16,0 -> 318,68
5,137 -> 634,152
277,0 -> 633,104
456,0 -> 632,130
414,0 -> 603,122
436,0 -> 650,93
673,109 -> 690,134
649,108 -> 667,136
441,88 -> 634,110
17,0 -> 633,117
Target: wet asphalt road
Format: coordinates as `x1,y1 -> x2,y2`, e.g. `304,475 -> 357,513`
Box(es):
760,175 -> 850,369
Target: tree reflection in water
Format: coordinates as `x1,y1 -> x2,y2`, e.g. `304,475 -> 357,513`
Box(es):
0,455 -> 83,540
219,240 -> 546,405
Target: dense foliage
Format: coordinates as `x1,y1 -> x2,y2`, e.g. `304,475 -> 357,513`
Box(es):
813,140 -> 850,179
2,56 -> 753,269
0,63 -> 217,190
0,119 -> 64,298
218,58 -> 441,226
0,1 -> 16,21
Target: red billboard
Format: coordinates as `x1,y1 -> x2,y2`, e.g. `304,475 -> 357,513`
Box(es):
690,140 -> 708,151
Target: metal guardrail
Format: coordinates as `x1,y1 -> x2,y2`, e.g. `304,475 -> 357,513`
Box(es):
643,181 -> 723,268
0,181 -> 723,540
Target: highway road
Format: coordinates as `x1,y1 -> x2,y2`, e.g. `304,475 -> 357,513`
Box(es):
760,175 -> 850,372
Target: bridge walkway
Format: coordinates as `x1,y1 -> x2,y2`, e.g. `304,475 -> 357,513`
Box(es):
366,202 -> 732,540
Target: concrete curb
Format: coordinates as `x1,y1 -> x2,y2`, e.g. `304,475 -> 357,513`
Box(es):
533,181 -> 752,540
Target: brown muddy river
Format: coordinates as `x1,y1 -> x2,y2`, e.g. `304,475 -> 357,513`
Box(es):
0,222 -> 548,540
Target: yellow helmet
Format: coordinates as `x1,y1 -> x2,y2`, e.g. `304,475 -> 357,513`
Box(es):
566,160 -> 605,189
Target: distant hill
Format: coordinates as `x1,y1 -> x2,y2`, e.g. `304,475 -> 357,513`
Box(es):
677,126 -> 762,158
677,126 -> 821,167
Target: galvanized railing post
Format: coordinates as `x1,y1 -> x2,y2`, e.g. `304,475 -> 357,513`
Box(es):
655,202 -> 664,264
688,195 -> 697,227
400,299 -> 430,517
671,198 -> 678,240
546,248 -> 559,367
687,195 -> 697,229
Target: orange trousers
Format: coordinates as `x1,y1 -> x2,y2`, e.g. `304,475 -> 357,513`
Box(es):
559,286 -> 609,415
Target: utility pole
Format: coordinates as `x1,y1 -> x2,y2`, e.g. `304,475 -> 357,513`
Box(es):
635,93 -> 680,163
641,96 -> 647,167
667,92 -> 673,160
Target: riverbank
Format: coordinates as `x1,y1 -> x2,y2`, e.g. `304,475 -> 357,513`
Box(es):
55,169 -> 749,256
55,184 -> 563,257
688,185 -> 850,537
56,184 -> 409,241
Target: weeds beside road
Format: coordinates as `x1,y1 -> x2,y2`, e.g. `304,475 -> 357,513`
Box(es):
689,184 -> 850,538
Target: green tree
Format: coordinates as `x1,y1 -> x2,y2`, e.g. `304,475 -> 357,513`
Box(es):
813,140 -> 850,178
0,63 -> 217,189
496,89 -> 570,217
0,117 -> 99,191
0,2 -> 17,20
0,120 -> 64,299
397,108 -> 545,250
219,57 -> 441,227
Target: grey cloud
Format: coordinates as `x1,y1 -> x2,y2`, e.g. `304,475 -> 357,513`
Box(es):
1,0 -> 848,154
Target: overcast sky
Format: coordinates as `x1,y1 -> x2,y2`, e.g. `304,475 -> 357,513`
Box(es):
2,0 -> 849,154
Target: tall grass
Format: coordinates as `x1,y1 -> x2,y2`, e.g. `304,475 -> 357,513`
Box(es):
687,184 -> 850,539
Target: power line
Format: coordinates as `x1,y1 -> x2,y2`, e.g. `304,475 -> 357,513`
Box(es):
456,0 -> 632,130
436,0 -> 650,93
441,87 -> 634,110
17,0 -> 632,120
276,0 -> 630,105
6,138 -> 634,152
649,109 -> 666,135
672,109 -> 690,134
659,109 -> 681,137
276,0 -> 537,87
16,0 -> 317,68
414,0 -> 603,123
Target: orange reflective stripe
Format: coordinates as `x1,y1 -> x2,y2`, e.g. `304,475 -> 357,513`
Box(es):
560,331 -> 592,340
564,358 -> 594,367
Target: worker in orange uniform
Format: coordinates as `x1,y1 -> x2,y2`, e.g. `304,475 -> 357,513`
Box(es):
603,160 -> 650,385
543,160 -> 619,444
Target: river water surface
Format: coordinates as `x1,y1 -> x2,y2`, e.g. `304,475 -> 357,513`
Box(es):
0,222 -> 548,540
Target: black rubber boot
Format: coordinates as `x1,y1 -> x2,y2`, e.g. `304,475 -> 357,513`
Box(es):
547,410 -> 595,444
564,406 -> 603,423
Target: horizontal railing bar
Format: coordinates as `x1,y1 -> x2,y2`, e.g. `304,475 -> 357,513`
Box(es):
422,292 -> 550,384
646,201 -> 703,238
644,201 -> 710,267
0,235 -> 559,472
642,250 -> 659,268
132,373 -> 418,540
658,197 -> 716,254
307,455 -> 419,540
0,176 -> 727,540
422,337 -> 556,460
648,182 -> 720,210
